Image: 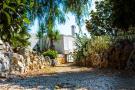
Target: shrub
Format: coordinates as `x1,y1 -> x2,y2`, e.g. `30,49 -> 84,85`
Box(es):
74,35 -> 112,67
74,33 -> 89,61
87,35 -> 112,54
43,50 -> 58,59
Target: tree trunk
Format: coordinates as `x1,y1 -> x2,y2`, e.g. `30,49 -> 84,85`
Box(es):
50,38 -> 55,50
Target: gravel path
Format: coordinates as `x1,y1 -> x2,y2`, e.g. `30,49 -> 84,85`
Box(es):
0,64 -> 135,90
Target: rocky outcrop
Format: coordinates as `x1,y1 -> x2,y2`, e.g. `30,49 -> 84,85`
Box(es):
0,40 -> 11,77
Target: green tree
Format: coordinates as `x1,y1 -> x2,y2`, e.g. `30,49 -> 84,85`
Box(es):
110,0 -> 135,30
37,23 -> 61,50
74,33 -> 89,61
86,0 -> 114,36
48,30 -> 61,49
0,0 -> 30,48
30,0 -> 91,50
36,23 -> 46,51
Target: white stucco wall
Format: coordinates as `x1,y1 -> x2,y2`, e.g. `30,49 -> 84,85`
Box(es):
63,35 -> 75,53
54,35 -> 76,54
29,34 -> 76,54
54,36 -> 64,53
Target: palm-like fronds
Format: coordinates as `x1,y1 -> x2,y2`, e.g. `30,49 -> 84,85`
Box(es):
28,0 -> 91,37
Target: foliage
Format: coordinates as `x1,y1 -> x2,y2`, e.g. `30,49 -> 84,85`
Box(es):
48,30 -> 61,49
0,0 -> 31,48
86,35 -> 112,54
43,49 -> 58,59
83,0 -> 135,69
36,23 -> 46,39
62,0 -> 91,27
37,23 -> 61,50
86,0 -> 114,36
74,33 -> 112,68
28,0 -> 91,40
31,0 -> 91,50
10,28 -> 30,48
74,33 -> 89,61
110,0 -> 135,30
36,23 -> 47,51
28,0 -> 91,23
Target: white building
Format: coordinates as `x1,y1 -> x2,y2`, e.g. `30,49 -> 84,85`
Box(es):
29,25 -> 76,62
54,34 -> 76,54
29,25 -> 76,54
55,25 -> 76,54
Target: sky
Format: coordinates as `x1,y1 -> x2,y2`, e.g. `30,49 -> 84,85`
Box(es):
30,0 -> 96,36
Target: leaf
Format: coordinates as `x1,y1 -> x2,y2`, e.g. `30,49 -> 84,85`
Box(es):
1,10 -> 11,25
0,24 -> 3,29
23,18 -> 30,24
30,1 -> 34,8
16,0 -> 21,4
3,3 -> 16,12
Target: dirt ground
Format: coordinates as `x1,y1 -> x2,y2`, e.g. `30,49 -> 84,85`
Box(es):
0,63 -> 135,90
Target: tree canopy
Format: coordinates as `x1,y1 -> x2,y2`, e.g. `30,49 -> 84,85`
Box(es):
110,0 -> 135,30
86,0 -> 135,36
86,0 -> 113,36
30,0 -> 91,49
28,0 -> 91,32
0,0 -> 30,48
0,0 -> 91,48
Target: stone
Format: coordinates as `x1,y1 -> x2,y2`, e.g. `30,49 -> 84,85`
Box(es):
12,53 -> 25,73
0,40 -> 11,77
0,40 -> 4,53
0,52 -> 10,77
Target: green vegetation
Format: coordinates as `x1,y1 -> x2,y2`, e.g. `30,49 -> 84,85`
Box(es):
74,0 -> 135,69
43,50 -> 58,59
0,0 -> 135,69
36,24 -> 61,50
110,0 -> 135,30
33,0 -> 91,50
0,0 -> 30,48
86,0 -> 113,36
86,35 -> 112,54
74,33 -> 89,61
0,0 -> 91,49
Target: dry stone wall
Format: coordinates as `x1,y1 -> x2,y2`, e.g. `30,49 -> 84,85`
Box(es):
0,39 -> 48,77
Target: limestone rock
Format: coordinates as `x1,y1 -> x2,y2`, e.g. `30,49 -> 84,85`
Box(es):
11,53 -> 25,73
0,52 -> 10,77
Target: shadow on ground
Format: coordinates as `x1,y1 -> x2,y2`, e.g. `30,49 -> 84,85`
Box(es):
0,68 -> 135,90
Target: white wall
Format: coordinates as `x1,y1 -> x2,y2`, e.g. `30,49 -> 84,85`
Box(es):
54,35 -> 76,54
63,35 -> 75,53
29,34 -> 76,54
54,36 -> 64,53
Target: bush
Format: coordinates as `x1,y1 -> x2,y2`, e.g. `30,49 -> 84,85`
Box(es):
74,33 -> 89,61
87,35 -> 112,54
43,50 -> 58,59
74,35 -> 112,67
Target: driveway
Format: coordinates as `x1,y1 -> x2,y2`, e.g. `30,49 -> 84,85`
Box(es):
0,64 -> 135,90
